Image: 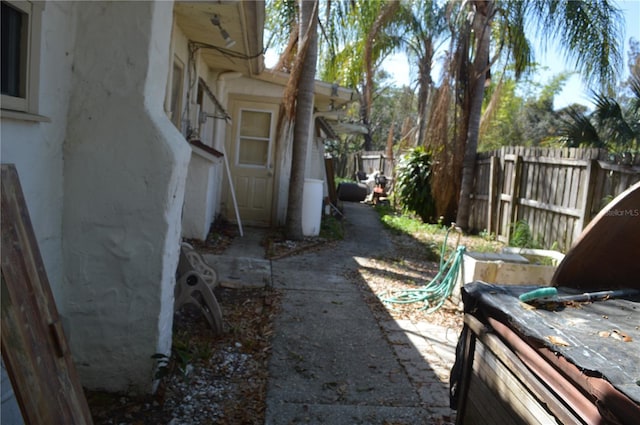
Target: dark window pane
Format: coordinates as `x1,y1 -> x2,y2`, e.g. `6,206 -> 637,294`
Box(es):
1,2 -> 26,97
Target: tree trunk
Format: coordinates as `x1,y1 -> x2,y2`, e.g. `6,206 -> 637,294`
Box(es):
285,0 -> 318,240
416,43 -> 434,147
455,1 -> 493,230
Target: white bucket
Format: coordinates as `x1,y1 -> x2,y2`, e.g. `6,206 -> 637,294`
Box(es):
302,178 -> 323,236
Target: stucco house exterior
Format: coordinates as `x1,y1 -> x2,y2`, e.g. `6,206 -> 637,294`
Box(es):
172,11 -> 356,238
1,0 -> 355,412
180,67 -> 356,238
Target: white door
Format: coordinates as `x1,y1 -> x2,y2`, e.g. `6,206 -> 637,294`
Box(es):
225,100 -> 278,226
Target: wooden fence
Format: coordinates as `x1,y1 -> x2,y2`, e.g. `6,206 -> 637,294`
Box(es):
332,151 -> 393,180
468,147 -> 640,252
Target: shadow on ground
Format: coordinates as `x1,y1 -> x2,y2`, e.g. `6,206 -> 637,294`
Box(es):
263,202 -> 460,425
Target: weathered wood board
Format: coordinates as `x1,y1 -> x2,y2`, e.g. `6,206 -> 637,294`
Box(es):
469,147 -> 639,251
1,164 -> 94,424
454,285 -> 640,425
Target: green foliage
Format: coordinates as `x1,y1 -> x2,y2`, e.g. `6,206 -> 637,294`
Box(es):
378,208 -> 444,236
318,0 -> 400,88
395,147 -> 437,223
320,215 -> 344,240
560,106 -> 604,148
480,77 -> 524,151
509,220 -> 541,249
151,345 -> 193,380
375,204 -> 443,261
557,45 -> 639,154
265,0 -> 296,30
152,328 -> 216,381
334,176 -> 355,186
521,254 -> 557,266
478,228 -> 496,242
479,70 -> 573,151
561,73 -> 640,155
374,204 -> 504,259
368,85 -> 417,151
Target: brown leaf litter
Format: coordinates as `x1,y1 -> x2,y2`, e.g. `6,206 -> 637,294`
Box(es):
86,219 -> 464,424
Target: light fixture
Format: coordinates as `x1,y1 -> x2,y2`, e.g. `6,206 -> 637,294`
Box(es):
210,14 -> 236,48
220,28 -> 236,48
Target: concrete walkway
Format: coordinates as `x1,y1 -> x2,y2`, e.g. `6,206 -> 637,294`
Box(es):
207,202 -> 458,424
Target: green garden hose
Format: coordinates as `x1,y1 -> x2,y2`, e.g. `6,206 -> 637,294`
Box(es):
378,226 -> 466,313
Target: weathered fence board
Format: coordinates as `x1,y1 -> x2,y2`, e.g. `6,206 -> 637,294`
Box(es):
1,164 -> 94,425
469,147 -> 640,252
333,151 -> 394,181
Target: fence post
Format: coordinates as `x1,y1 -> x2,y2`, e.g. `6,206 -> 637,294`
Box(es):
576,159 -> 598,237
505,155 -> 522,243
325,156 -> 337,205
487,155 -> 499,234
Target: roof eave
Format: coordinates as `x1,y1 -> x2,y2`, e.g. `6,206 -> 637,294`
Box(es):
255,69 -> 356,106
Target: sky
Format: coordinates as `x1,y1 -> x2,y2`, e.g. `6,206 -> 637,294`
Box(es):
382,0 -> 640,110
264,1 -> 639,110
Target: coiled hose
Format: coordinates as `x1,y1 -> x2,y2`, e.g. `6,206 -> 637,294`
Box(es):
378,225 -> 465,313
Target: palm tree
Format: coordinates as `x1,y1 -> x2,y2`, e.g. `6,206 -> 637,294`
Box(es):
319,0 -> 402,151
266,1 -> 404,237
399,1 -> 448,147
284,0 -> 319,240
361,1 -> 400,150
561,69 -> 640,155
454,0 -> 624,230
266,0 -> 299,73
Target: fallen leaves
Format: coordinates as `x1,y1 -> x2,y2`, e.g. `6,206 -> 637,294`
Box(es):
599,329 -> 633,342
353,256 -> 463,329
88,286 -> 281,425
547,335 -> 571,347
548,328 -> 634,346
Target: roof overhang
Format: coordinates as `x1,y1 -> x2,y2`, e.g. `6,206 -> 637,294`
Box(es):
255,69 -> 356,112
327,120 -> 369,136
256,70 -> 364,136
317,116 -> 368,137
173,1 -> 264,76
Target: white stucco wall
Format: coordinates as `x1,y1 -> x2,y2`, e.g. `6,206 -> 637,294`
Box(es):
1,3 -> 75,421
174,30 -> 225,240
179,68 -> 335,232
227,76 -> 284,99
62,1 -> 190,393
182,153 -> 217,239
0,0 -> 77,306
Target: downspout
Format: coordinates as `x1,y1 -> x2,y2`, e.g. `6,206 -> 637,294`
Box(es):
215,72 -> 243,236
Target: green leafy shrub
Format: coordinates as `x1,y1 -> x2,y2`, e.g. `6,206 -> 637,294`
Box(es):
509,220 -> 541,248
396,147 -> 437,223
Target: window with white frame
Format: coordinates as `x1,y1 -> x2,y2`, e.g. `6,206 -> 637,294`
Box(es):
1,0 -> 43,115
169,57 -> 184,132
237,109 -> 273,167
